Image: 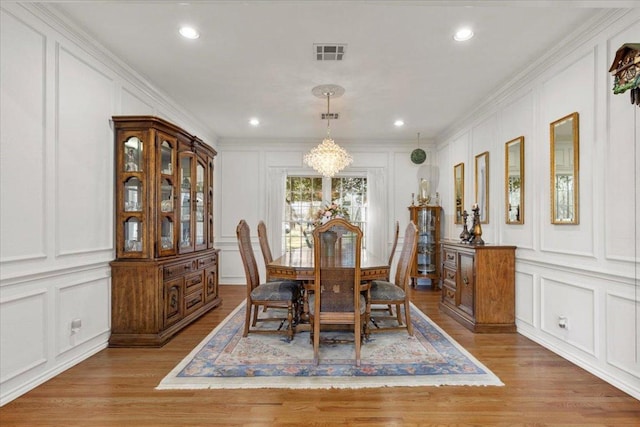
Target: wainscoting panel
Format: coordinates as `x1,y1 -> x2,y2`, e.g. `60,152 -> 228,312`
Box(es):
56,45 -> 114,256
515,270 -> 534,327
604,21 -> 640,264
540,277 -> 596,356
605,291 -> 640,378
0,288 -> 48,383
0,8 -> 47,263
56,276 -> 110,356
498,92 -> 534,250
539,49 -> 596,258
218,150 -> 260,240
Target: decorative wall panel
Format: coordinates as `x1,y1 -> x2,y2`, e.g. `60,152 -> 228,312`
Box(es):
57,46 -> 114,256
0,9 -> 47,263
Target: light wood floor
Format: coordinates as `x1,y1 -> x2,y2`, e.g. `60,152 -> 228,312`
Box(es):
1,285 -> 638,426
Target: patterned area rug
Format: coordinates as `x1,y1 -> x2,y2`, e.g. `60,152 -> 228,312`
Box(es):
157,301 -> 503,389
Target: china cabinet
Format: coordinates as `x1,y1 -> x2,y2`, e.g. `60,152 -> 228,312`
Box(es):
407,205 -> 442,288
110,116 -> 221,347
439,240 -> 516,333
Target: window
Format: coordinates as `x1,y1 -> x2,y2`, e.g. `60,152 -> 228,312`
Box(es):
283,176 -> 367,252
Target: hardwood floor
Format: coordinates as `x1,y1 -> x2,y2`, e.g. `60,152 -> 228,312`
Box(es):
1,285 -> 638,426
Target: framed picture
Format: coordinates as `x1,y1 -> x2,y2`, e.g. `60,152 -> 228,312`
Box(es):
474,151 -> 489,224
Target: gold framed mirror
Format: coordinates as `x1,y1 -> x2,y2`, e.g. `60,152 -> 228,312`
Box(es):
474,151 -> 489,223
454,163 -> 464,224
505,136 -> 524,224
550,112 -> 579,224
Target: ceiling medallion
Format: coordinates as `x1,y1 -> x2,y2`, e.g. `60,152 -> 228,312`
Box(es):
304,84 -> 352,177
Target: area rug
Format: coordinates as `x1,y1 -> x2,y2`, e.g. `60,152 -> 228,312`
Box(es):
157,301 -> 503,390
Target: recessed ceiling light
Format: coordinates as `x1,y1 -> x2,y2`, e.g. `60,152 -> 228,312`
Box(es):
454,27 -> 474,42
394,120 -> 405,127
179,26 -> 200,39
249,118 -> 260,126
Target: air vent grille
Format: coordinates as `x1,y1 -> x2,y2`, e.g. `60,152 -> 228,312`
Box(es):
321,113 -> 339,120
314,44 -> 346,61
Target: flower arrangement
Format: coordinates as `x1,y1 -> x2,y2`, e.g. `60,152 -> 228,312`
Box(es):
312,202 -> 349,227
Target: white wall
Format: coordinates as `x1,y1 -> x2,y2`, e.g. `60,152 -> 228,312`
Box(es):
436,9 -> 640,399
215,138 -> 438,285
1,1 -> 638,406
0,3 -> 216,405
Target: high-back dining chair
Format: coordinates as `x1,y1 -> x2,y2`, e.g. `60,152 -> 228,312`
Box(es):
388,220 -> 400,275
308,218 -> 367,366
368,221 -> 418,335
257,220 -> 274,281
236,220 -> 300,341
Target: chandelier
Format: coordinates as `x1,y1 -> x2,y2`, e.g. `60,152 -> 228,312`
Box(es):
304,84 -> 352,177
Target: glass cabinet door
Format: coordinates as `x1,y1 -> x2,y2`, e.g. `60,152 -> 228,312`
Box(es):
416,208 -> 436,275
118,133 -> 146,257
195,160 -> 206,250
158,135 -> 176,256
180,154 -> 193,252
207,158 -> 214,248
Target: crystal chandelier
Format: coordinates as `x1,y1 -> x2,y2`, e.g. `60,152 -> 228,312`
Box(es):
304,85 -> 352,177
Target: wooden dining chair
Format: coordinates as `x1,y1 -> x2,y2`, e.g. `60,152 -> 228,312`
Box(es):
257,220 -> 274,281
375,220 -> 400,316
308,218 -> 367,366
236,220 -> 300,341
368,221 -> 418,335
387,220 -> 400,278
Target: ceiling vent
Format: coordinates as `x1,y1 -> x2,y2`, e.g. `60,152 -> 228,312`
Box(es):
321,113 -> 339,120
314,44 -> 346,61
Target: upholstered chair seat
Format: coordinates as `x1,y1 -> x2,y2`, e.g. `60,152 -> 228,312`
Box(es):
251,281 -> 299,301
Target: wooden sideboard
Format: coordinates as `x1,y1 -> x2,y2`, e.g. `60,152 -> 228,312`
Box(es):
439,240 -> 516,333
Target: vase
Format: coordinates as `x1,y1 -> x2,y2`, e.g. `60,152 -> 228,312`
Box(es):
321,230 -> 338,257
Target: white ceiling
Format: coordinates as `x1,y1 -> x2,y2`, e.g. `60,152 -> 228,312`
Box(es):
45,1 -> 635,141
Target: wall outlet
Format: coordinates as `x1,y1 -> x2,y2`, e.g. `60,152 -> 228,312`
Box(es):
71,318 -> 82,334
558,316 -> 568,329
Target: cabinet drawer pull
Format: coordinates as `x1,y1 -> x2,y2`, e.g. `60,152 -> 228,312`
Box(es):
447,254 -> 454,260
463,276 -> 469,285
447,272 -> 455,279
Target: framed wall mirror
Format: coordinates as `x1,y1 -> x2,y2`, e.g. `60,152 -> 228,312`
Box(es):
505,136 -> 524,224
550,112 -> 579,224
454,163 -> 464,224
474,151 -> 489,223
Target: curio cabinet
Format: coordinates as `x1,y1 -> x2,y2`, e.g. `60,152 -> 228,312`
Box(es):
110,116 -> 220,347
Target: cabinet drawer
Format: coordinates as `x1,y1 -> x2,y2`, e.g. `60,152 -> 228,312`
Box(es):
442,247 -> 457,267
442,285 -> 456,306
197,253 -> 217,269
185,271 -> 204,293
164,261 -> 193,279
442,266 -> 457,288
185,289 -> 204,314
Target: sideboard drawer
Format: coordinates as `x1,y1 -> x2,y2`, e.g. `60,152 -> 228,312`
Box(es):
443,247 -> 457,267
185,289 -> 204,315
164,261 -> 193,279
185,271 -> 204,293
442,285 -> 456,306
197,253 -> 217,269
442,266 -> 457,288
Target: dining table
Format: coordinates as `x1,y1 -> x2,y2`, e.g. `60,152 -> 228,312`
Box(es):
267,247 -> 390,330
266,247 -> 390,283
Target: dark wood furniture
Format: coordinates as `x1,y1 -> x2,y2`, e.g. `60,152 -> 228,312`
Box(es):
309,218 -> 366,366
109,116 -> 221,347
236,220 -> 299,341
439,240 -> 516,333
408,205 -> 442,288
267,248 -> 389,283
369,221 -> 418,335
